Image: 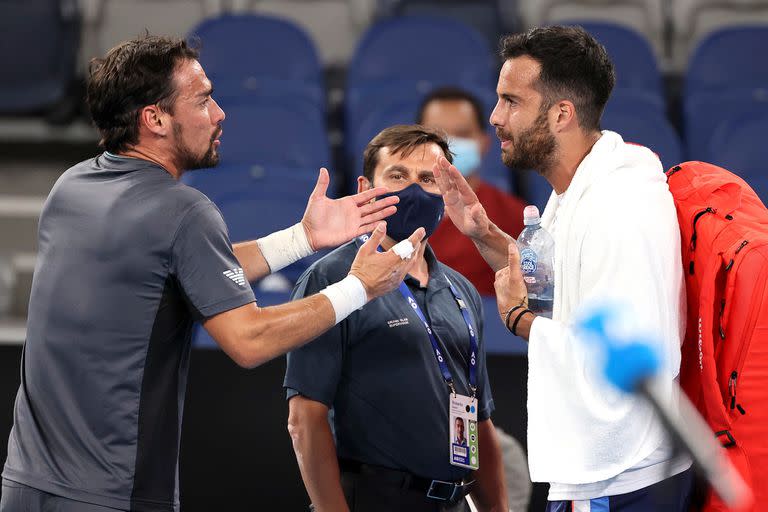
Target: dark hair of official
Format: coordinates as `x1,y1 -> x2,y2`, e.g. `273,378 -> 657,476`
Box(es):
86,35 -> 200,153
362,125 -> 453,183
499,25 -> 616,131
415,87 -> 486,133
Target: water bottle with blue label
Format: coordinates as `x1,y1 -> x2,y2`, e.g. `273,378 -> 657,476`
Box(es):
516,205 -> 554,318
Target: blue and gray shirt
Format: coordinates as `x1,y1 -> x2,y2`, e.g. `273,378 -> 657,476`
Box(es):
2,153 -> 255,511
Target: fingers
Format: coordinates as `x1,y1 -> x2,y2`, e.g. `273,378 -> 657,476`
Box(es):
406,226 -> 427,248
358,222 -> 387,255
507,242 -> 520,269
310,168 -> 330,199
352,186 -> 399,206
433,157 -> 454,196
357,206 -> 397,234
358,197 -> 398,217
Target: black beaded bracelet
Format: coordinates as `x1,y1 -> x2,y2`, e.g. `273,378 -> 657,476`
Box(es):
511,308 -> 533,336
504,305 -> 526,333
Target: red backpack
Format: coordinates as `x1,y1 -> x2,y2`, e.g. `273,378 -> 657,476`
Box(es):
666,161 -> 768,511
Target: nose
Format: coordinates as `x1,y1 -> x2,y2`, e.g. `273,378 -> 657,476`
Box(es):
212,97 -> 225,124
489,99 -> 503,128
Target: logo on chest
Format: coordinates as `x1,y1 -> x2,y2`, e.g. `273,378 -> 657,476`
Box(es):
387,317 -> 410,328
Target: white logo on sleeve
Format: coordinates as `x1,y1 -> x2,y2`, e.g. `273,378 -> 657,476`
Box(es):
223,268 -> 246,287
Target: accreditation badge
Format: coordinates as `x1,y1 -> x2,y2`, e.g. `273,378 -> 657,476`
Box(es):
449,393 -> 479,470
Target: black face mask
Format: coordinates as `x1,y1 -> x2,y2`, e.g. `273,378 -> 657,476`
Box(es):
378,183 -> 445,241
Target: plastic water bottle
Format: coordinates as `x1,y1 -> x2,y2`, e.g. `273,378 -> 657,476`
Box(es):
516,205 -> 554,318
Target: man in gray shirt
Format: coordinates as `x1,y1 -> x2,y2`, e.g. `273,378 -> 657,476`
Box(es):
0,35 -> 424,512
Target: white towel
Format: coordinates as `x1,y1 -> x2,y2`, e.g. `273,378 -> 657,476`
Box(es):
526,131 -> 686,484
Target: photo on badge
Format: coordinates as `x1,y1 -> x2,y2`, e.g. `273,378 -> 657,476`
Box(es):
449,394 -> 479,470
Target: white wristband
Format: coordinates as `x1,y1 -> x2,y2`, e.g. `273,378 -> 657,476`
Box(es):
319,275 -> 368,324
256,223 -> 314,272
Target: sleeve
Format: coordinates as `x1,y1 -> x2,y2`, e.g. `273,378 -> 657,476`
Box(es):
170,201 -> 255,320
283,265 -> 345,407
468,280 -> 495,421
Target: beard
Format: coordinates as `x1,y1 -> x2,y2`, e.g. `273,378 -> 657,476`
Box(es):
173,122 -> 221,172
498,108 -> 557,175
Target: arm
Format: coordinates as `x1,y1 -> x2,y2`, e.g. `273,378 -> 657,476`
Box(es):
204,224 -> 426,368
433,157 -> 513,271
233,168 -> 399,282
470,419 -> 509,512
287,396 -> 349,512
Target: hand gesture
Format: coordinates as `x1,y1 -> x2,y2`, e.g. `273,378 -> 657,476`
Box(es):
433,156 -> 490,239
349,223 -> 426,300
301,168 -> 399,250
494,243 -> 529,321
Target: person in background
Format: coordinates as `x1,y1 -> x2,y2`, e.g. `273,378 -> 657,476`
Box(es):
417,87 -> 527,296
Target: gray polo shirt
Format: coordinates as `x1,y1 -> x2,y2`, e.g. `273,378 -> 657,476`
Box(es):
284,239 -> 494,482
2,153 -> 255,511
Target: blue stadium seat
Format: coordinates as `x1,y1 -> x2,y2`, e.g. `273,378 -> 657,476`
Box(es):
684,88 -> 768,162
565,21 -> 664,101
189,13 -> 324,109
216,99 -> 330,169
686,26 -> 768,95
346,16 -> 496,146
708,110 -> 768,203
0,0 -> 80,113
192,290 -> 292,348
521,172 -> 552,213
602,91 -> 684,170
385,0 -> 507,48
186,167 -> 324,283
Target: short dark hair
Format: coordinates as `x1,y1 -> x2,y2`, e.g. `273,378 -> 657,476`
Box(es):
499,26 -> 615,131
415,87 -> 486,132
362,125 -> 453,182
87,35 -> 200,153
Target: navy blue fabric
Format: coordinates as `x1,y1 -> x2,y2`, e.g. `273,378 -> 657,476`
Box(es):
284,240 -> 493,481
545,468 -> 694,512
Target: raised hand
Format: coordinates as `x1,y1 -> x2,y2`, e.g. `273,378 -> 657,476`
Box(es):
349,223 -> 426,300
494,242 -> 529,321
433,156 -> 491,239
301,168 -> 399,250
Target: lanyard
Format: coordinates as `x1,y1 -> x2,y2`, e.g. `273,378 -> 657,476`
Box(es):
396,277 -> 478,397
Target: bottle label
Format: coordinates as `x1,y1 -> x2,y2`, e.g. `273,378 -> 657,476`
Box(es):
520,248 -> 538,274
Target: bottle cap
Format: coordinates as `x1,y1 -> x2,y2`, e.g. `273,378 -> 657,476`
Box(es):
523,205 -> 541,226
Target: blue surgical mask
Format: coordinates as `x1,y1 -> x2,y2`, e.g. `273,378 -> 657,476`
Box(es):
379,183 -> 445,241
449,137 -> 481,177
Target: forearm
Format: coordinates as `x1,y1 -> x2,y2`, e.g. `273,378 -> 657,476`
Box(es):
234,223 -> 315,282
473,223 -> 515,272
288,406 -> 349,512
233,240 -> 271,282
235,294 -> 338,368
470,420 -> 508,512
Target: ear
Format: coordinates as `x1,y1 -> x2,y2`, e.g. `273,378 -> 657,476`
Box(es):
552,100 -> 576,133
138,104 -> 171,137
357,175 -> 372,195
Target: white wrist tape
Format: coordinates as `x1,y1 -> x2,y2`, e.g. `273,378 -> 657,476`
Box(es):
256,223 -> 314,272
391,239 -> 415,260
320,275 -> 368,324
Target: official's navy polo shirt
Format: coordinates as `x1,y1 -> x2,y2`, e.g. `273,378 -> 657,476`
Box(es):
284,239 -> 494,482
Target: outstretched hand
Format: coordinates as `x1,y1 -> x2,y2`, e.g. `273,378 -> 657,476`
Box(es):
301,168 -> 399,250
433,156 -> 490,239
349,223 -> 426,300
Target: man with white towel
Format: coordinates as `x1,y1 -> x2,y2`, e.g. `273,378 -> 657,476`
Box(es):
434,26 -> 693,511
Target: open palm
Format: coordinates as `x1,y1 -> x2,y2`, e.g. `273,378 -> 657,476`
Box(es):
301,168 -> 399,250
433,157 -> 490,238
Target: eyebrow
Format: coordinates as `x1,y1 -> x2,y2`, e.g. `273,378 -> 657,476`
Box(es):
499,92 -> 522,102
197,85 -> 213,98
